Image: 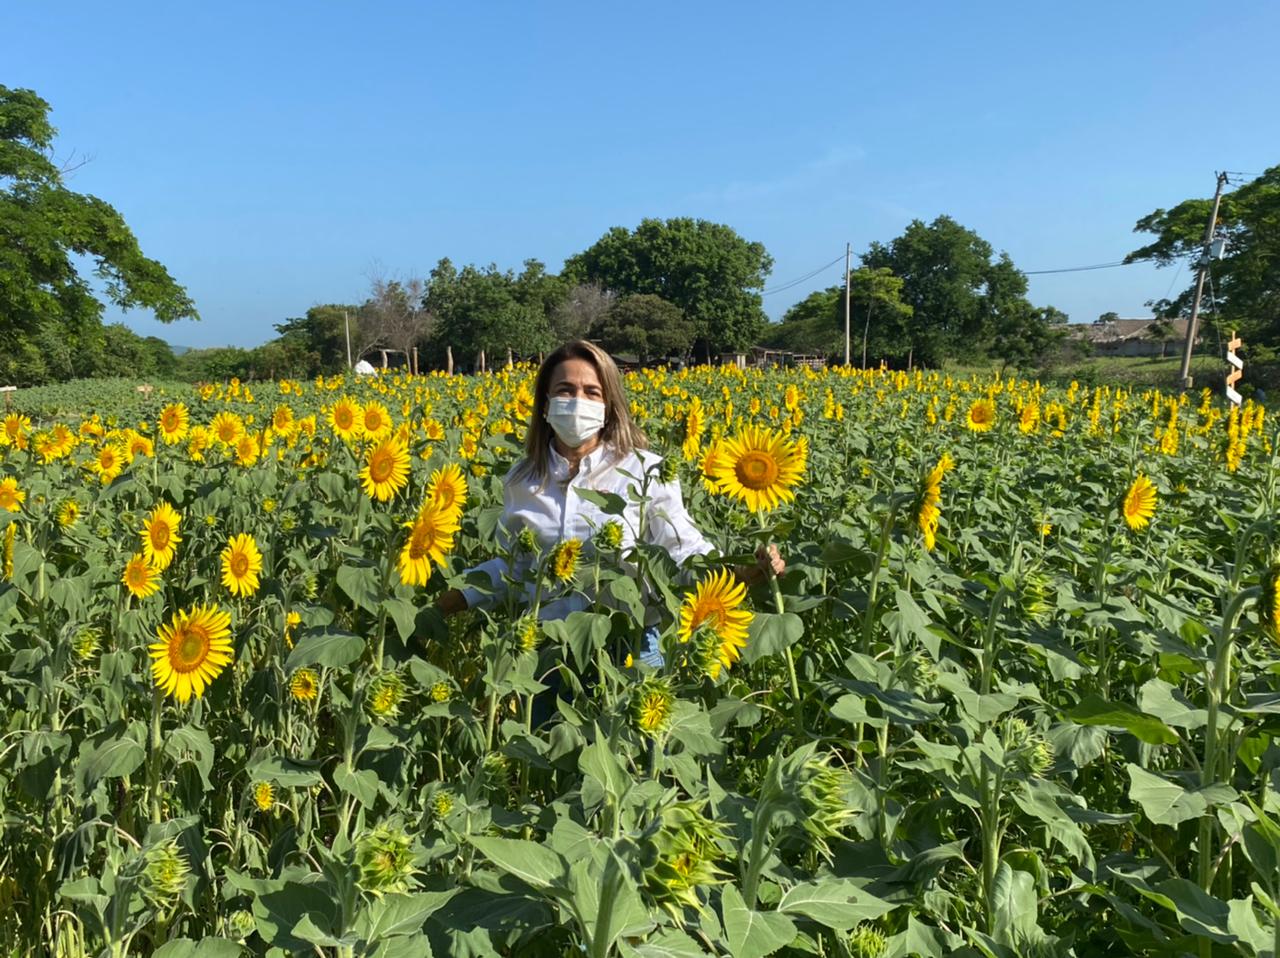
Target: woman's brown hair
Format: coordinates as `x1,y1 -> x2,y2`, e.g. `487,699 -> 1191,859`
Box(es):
511,340 -> 647,485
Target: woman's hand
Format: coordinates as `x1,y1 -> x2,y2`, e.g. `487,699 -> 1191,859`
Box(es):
736,544 -> 785,585
435,588 -> 468,618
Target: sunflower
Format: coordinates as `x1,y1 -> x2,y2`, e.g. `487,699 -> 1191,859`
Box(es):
1019,402 -> 1040,435
1259,564 -> 1280,642
550,538 -> 583,582
361,401 -> 393,441
141,503 -> 183,571
252,781 -> 275,813
148,604 -> 234,703
210,411 -> 245,448
1,413 -> 31,448
284,610 -> 301,647
632,677 -> 674,736
56,498 -> 80,528
704,425 -> 806,513
360,437 -> 411,502
425,462 -> 468,514
220,533 -> 263,597
329,396 -> 363,442
398,503 -> 461,586
0,477 -> 24,513
92,442 -> 127,484
158,403 -> 190,445
125,431 -> 155,462
1122,474 -> 1157,531
290,667 -> 320,702
234,434 -> 261,467
677,568 -> 753,679
271,404 -> 295,432
965,398 -> 997,433
123,553 -> 162,599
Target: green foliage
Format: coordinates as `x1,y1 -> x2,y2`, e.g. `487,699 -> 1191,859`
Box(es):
764,268 -> 913,362
860,216 -> 1059,367
564,218 -> 772,355
593,294 -> 693,362
0,86 -> 197,387
1126,165 -> 1280,350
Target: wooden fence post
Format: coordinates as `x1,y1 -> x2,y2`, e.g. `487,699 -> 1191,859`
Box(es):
1226,331 -> 1243,407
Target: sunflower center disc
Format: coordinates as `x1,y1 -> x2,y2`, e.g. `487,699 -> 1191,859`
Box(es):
175,629 -> 209,670
153,525 -> 170,549
735,452 -> 779,490
371,454 -> 393,482
231,553 -> 249,577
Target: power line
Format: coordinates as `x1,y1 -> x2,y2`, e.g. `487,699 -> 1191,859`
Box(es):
1022,260 -> 1139,276
761,252 -> 847,296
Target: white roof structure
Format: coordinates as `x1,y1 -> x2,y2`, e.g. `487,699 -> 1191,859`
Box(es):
353,359 -> 377,376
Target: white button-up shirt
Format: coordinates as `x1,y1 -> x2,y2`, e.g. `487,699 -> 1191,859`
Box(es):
460,442 -> 713,620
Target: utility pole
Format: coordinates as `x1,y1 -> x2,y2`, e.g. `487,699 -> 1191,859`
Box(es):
344,310 -> 353,369
1178,171 -> 1229,389
843,243 -> 852,366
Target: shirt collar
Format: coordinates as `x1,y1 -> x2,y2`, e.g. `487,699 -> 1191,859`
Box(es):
548,440 -> 605,481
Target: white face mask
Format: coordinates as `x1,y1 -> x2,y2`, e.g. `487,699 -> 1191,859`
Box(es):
546,397 -> 606,448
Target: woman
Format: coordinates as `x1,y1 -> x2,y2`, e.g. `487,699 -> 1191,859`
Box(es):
436,341 -> 783,662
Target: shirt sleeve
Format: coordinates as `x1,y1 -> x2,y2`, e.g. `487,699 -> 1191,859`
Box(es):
459,477 -> 519,611
644,471 -> 715,567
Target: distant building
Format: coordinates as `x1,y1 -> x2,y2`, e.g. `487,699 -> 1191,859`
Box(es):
1068,317 -> 1197,358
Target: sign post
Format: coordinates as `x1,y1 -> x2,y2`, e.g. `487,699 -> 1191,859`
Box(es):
1225,331 -> 1243,407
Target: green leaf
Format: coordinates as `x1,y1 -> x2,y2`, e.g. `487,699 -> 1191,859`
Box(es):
362,891 -> 460,940
580,729 -> 630,806
164,725 -> 215,790
776,879 -> 894,929
1128,877 -> 1235,943
285,627 -> 364,671
469,836 -> 567,891
250,755 -> 325,787
333,762 -> 380,807
337,563 -> 381,612
381,597 -> 419,642
990,862 -> 1039,941
75,730 -> 144,793
721,884 -> 796,958
619,927 -> 708,957
574,487 -> 628,515
743,612 -> 804,665
1126,764 -> 1236,826
1069,695 -> 1179,745
1138,678 -> 1207,730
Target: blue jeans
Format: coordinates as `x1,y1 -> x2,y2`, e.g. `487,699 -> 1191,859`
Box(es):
638,625 -> 664,668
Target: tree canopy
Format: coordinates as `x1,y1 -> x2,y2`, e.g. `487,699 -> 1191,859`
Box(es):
1126,166 -> 1280,356
563,218 -> 772,356
763,268 -> 913,364
860,216 -> 1057,368
0,86 -> 197,386
593,294 -> 692,362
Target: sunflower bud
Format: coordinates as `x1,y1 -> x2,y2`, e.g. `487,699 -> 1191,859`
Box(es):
1018,569 -> 1054,623
290,667 -> 320,702
848,924 -> 887,958
431,790 -> 455,821
226,908 -> 256,940
429,680 -> 452,703
644,801 -> 727,909
631,677 -> 674,737
252,781 -> 275,813
1260,564 -> 1280,642
517,527 -> 537,554
595,519 -> 624,551
658,457 -> 680,485
72,626 -> 102,661
356,825 -> 415,895
1005,717 -> 1054,777
141,839 -> 190,905
302,571 -> 320,599
516,616 -> 541,653
481,752 -> 511,792
366,672 -> 406,722
279,511 -> 298,532
799,752 -> 857,857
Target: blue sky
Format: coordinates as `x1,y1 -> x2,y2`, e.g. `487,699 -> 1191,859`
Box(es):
9,2 -> 1279,349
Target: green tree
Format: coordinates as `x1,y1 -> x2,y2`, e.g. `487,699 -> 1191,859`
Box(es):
424,259 -> 557,367
0,86 -> 197,386
763,268 -> 913,365
273,304 -> 359,375
593,294 -> 693,362
564,217 -> 772,356
860,216 -> 1048,367
1126,165 -> 1280,353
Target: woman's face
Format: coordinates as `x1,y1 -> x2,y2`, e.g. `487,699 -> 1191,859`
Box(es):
548,358 -> 605,405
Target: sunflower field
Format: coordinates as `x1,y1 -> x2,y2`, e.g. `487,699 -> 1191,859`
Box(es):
1,365 -> 1278,958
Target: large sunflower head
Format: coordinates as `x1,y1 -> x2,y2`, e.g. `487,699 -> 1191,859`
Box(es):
398,503 -> 461,586
220,533 -> 263,597
360,437 -> 411,502
361,401 -> 393,441
329,396 -> 363,442
425,462 -> 468,515
210,411 -> 245,448
158,402 -> 190,445
1122,473 -> 1157,531
677,568 -> 753,679
148,604 -> 234,702
93,442 -> 127,484
965,398 -> 997,433
123,553 -> 162,599
705,425 -> 806,513
141,503 -> 183,571
290,667 -> 320,702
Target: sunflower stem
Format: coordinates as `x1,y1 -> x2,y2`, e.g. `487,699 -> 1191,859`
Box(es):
147,686 -> 163,825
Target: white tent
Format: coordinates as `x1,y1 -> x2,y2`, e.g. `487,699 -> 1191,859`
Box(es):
353,359 -> 377,376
